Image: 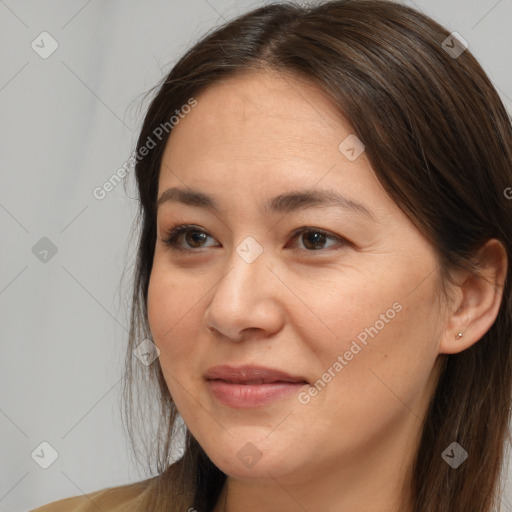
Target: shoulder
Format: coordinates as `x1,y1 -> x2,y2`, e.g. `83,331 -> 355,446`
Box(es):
29,476 -> 157,512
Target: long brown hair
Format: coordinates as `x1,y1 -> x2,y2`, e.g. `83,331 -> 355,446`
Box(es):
120,1 -> 512,510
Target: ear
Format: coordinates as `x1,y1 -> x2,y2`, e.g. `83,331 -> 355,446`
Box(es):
438,238 -> 508,355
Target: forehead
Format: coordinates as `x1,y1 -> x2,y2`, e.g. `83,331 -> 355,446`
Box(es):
156,70 -> 397,224
161,70 -> 353,164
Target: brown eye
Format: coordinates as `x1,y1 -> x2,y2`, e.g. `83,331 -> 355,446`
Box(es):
161,225 -> 218,252
288,227 -> 347,252
183,230 -> 209,248
301,231 -> 328,250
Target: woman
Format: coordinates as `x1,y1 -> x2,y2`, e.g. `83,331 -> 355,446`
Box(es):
31,0 -> 512,511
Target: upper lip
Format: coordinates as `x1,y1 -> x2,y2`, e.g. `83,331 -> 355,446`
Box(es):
205,365 -> 309,384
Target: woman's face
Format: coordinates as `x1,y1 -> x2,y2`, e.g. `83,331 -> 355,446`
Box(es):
147,70 -> 447,487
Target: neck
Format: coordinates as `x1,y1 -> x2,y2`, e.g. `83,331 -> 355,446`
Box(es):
212,412 -> 418,512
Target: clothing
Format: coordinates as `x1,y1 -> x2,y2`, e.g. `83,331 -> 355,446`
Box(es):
29,476 -> 157,512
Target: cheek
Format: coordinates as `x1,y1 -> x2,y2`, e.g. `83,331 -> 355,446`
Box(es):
147,267 -> 201,410
316,285 -> 440,429
147,258 -> 191,336
147,264 -> 205,370
290,267 -> 403,359
147,269 -> 171,341
299,262 -> 440,401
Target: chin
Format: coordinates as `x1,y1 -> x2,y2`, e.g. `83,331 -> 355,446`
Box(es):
210,450 -> 289,480
198,432 -> 304,481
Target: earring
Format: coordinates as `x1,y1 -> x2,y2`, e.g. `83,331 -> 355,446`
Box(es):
455,332 -> 464,340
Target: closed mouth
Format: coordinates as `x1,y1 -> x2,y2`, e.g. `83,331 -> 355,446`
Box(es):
204,365 -> 309,385
211,378 -> 308,385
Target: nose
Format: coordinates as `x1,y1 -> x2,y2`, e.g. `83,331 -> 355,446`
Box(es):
204,246 -> 284,343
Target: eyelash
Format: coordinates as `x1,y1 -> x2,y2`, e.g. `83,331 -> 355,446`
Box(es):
160,223 -> 349,253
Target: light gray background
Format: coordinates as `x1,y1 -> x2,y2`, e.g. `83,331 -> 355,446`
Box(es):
1,1 -> 511,511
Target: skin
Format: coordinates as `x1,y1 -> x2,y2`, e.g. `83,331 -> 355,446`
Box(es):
146,69 -> 507,512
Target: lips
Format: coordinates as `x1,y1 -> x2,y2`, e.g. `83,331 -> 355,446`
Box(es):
204,365 -> 309,385
205,365 -> 309,408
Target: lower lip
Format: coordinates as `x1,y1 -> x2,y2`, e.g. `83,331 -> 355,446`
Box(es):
206,380 -> 308,408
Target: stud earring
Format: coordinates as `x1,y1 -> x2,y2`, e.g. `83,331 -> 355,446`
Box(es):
455,332 -> 464,340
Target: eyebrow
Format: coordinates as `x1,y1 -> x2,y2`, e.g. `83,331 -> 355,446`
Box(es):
156,186 -> 376,221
